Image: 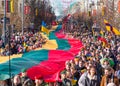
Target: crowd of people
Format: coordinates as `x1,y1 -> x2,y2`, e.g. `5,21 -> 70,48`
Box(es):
0,31 -> 47,56
59,21 -> 120,86
0,20 -> 120,86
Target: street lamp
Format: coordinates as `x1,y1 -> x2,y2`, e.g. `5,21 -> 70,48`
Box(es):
22,0 -> 24,35
3,0 -> 7,45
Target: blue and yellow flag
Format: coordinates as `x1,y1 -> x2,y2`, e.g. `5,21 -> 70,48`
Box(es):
41,21 -> 50,35
41,26 -> 50,35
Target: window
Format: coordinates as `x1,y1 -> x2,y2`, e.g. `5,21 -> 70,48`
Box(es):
2,1 -> 4,8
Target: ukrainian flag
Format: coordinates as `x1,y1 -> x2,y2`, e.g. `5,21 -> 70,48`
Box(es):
41,21 -> 50,35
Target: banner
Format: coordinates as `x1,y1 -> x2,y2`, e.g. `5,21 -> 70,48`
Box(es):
6,0 -> 11,12
24,6 -> 30,14
118,0 -> 120,13
10,0 -> 14,13
104,19 -> 120,35
35,8 -> 38,16
0,24 -> 83,82
92,9 -> 96,16
102,6 -> 105,16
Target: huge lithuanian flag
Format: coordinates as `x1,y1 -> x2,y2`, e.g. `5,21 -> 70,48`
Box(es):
0,25 -> 83,82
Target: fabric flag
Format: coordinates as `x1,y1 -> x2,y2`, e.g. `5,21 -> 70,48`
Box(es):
98,36 -> 108,47
41,26 -> 50,35
118,0 -> 120,13
92,28 -> 96,41
102,6 -> 105,16
52,21 -> 58,26
24,6 -> 30,14
92,28 -> 95,36
104,19 -> 120,35
6,0 -> 11,12
0,24 -> 83,82
41,21 -> 49,35
104,19 -> 111,31
10,0 -> 14,13
35,8 -> 38,16
63,14 -> 71,23
112,27 -> 120,35
100,30 -> 104,37
92,9 -> 96,16
88,11 -> 91,16
23,42 -> 27,47
42,21 -> 46,27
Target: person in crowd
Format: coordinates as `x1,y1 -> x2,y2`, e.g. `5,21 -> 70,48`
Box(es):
1,17 -> 120,86
1,31 -> 47,56
76,60 -> 86,72
78,66 -> 100,86
100,67 -> 119,86
116,54 -> 120,71
12,75 -> 22,86
34,75 -> 48,86
60,70 -> 72,86
78,63 -> 91,86
65,61 -> 71,72
20,68 -> 34,86
0,80 -> 8,86
70,67 -> 79,86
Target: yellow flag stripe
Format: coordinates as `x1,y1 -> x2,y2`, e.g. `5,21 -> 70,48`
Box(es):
41,26 -> 50,35
10,0 -> 14,13
104,19 -> 120,35
113,27 -> 120,35
100,30 -> 104,36
104,19 -> 111,31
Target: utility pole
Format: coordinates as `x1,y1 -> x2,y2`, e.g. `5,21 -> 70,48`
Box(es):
112,0 -> 115,26
22,0 -> 24,35
3,0 -> 7,45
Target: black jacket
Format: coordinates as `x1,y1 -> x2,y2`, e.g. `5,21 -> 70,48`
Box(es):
62,78 -> 72,86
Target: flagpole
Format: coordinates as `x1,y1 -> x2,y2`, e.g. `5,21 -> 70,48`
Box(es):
8,25 -> 11,85
22,0 -> 24,35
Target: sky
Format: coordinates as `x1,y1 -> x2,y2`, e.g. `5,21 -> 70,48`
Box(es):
49,0 -> 80,16
49,0 -> 98,17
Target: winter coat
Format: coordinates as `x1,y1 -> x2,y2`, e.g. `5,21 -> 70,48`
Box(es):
62,78 -> 72,86
21,76 -> 34,86
78,72 -> 88,86
100,75 -> 119,86
80,74 -> 100,86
